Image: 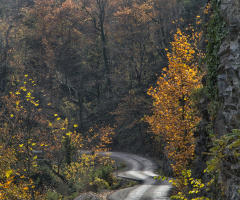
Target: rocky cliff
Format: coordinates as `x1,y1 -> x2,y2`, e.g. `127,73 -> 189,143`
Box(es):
217,0 -> 240,135
215,0 -> 240,199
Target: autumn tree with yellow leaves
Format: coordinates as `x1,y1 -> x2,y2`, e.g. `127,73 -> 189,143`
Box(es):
146,29 -> 204,175
0,74 -> 116,199
0,148 -> 32,199
0,74 -> 51,199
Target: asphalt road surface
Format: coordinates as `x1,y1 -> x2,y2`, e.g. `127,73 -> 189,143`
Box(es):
107,152 -> 172,200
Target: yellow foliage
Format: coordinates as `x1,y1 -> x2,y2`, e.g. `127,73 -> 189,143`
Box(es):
63,153 -> 113,185
146,29 -> 204,175
170,170 -> 210,200
0,147 -> 30,199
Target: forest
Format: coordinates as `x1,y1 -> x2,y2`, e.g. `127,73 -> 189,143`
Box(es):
0,0 -> 239,199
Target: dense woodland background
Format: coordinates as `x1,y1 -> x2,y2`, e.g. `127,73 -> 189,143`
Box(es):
1,0 -> 239,200
0,0 -> 206,155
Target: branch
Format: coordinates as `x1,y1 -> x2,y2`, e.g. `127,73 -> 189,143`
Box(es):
1,25 -> 14,63
44,160 -> 69,185
82,5 -> 100,31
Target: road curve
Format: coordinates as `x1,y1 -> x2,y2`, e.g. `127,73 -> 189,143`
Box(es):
107,152 -> 172,200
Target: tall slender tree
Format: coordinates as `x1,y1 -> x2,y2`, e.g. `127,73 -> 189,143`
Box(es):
146,29 -> 204,174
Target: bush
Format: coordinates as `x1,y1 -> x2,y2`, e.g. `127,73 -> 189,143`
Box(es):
46,189 -> 63,200
90,178 -> 109,192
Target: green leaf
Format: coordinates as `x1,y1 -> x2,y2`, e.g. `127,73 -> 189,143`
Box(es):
6,170 -> 13,178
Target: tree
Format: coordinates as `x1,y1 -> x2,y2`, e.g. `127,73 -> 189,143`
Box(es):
110,90 -> 154,153
0,74 -> 64,199
0,146 -> 31,199
81,0 -> 114,95
112,0 -> 154,91
0,73 -> 116,198
0,0 -> 34,93
146,29 -> 204,174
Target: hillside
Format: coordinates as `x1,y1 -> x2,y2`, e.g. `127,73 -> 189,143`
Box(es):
0,0 -> 239,199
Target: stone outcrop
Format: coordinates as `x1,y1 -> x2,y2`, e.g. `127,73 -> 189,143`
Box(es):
218,0 -> 240,134
216,0 -> 240,199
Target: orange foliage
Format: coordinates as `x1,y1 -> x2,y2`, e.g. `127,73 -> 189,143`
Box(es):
83,125 -> 115,152
0,147 -> 31,199
146,29 -> 204,174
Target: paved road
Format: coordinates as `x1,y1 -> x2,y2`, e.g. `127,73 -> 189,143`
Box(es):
107,152 -> 172,200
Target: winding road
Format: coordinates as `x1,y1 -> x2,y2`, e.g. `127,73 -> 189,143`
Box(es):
107,152 -> 172,200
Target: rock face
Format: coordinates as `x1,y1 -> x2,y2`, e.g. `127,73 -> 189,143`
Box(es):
217,0 -> 240,199
218,0 -> 240,134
